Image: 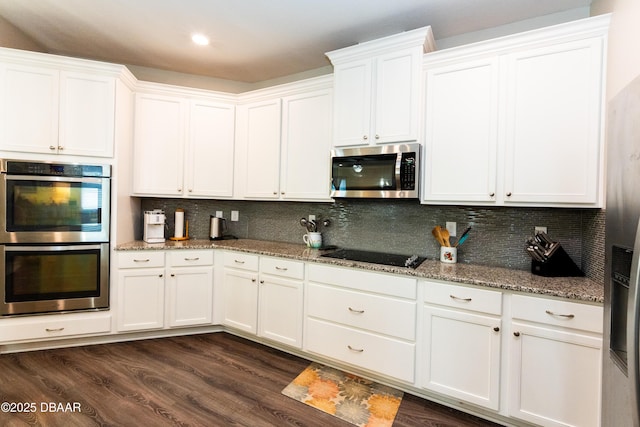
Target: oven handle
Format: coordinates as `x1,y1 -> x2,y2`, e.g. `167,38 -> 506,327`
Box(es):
4,175 -> 106,184
3,244 -> 105,252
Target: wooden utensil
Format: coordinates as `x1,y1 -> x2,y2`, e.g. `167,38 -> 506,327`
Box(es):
441,227 -> 450,247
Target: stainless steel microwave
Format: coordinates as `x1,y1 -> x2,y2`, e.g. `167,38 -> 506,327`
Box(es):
330,143 -> 420,198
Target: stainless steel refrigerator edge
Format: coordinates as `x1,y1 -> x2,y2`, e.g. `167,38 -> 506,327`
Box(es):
603,74 -> 640,426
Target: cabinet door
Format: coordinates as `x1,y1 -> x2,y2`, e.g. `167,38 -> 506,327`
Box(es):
374,47 -> 421,144
238,99 -> 282,198
186,100 -> 235,198
422,305 -> 501,410
167,267 -> 213,327
508,321 -> 602,427
503,37 -> 604,205
280,89 -> 332,201
332,59 -> 372,147
423,58 -> 499,203
58,71 -> 115,157
0,63 -> 59,154
132,93 -> 185,196
258,275 -> 303,347
222,268 -> 258,333
117,269 -> 165,332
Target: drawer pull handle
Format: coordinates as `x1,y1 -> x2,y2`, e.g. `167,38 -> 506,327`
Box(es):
134,259 -> 150,263
184,257 -> 200,261
545,310 -> 575,319
275,266 -> 288,271
348,307 -> 365,314
450,294 -> 472,302
234,260 -> 245,264
45,327 -> 65,332
347,345 -> 364,353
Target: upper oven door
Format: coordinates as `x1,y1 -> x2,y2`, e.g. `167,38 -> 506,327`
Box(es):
0,174 -> 110,243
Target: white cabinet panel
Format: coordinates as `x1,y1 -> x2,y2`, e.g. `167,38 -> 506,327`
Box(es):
280,89 -> 333,200
503,37 -> 604,205
132,93 -> 185,195
167,267 -> 213,327
186,100 -> 235,197
423,58 -> 499,203
117,268 -> 166,332
332,59 -> 372,146
222,268 -> 258,333
422,305 -> 501,410
59,71 -> 115,157
258,275 -> 303,347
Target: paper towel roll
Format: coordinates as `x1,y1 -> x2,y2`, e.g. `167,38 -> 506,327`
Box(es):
174,209 -> 184,238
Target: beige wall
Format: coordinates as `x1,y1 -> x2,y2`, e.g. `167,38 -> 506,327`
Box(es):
592,0 -> 640,100
0,16 -> 45,52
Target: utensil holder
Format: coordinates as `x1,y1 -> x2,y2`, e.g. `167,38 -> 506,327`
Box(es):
531,245 -> 583,277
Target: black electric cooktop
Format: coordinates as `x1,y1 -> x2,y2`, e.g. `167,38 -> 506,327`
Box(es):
321,248 -> 426,269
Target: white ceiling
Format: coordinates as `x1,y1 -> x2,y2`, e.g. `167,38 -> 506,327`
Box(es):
0,0 -> 592,83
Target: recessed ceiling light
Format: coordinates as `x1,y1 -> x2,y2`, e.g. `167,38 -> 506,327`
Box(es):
191,33 -> 210,46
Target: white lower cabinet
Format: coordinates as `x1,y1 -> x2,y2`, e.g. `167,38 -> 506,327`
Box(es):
507,294 -> 603,427
421,281 -> 502,410
0,312 -> 112,345
116,250 -> 214,332
305,263 -> 417,383
222,251 -> 304,348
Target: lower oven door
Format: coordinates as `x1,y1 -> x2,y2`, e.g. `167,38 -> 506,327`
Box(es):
0,243 -> 109,316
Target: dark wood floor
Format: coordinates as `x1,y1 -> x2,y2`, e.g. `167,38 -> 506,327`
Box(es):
0,333 -> 503,426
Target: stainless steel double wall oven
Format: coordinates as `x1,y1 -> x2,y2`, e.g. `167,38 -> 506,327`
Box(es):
0,159 -> 111,316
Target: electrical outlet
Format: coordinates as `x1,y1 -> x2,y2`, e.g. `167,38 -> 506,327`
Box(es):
231,210 -> 239,222
308,214 -> 316,221
215,211 -> 223,218
535,226 -> 547,235
446,221 -> 457,237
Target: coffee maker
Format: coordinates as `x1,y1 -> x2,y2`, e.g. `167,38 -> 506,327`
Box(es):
143,210 -> 166,243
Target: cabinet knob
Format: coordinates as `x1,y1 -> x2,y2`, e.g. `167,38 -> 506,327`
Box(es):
188,189 -> 193,192
49,145 -> 57,150
251,278 -> 257,282
159,274 -> 163,278
375,134 -> 380,140
489,192 -> 495,197
493,327 -> 500,332
273,191 -> 278,195
506,192 -> 512,197
513,331 -> 520,337
363,135 -> 368,140
178,189 -> 182,193
171,273 -> 175,277
260,280 -> 264,284
57,146 -> 63,150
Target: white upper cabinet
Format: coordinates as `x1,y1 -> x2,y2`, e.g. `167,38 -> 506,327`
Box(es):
132,92 -> 186,196
423,57 -> 500,203
0,51 -> 119,158
503,37 -> 604,205
280,88 -> 333,200
327,26 -> 435,147
234,76 -> 333,201
422,15 -> 609,208
132,84 -> 235,198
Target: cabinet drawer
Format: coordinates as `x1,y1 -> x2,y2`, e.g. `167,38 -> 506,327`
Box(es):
306,318 -> 415,383
0,312 -> 112,343
308,263 -> 416,299
511,294 -> 603,333
168,250 -> 213,267
423,280 -> 502,315
223,251 -> 259,271
117,251 -> 165,268
260,257 -> 304,280
307,283 -> 416,340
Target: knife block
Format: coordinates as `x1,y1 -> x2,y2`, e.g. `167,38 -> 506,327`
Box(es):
531,245 -> 584,277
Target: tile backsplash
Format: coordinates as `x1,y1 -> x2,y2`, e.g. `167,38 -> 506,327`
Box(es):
140,198 -> 605,283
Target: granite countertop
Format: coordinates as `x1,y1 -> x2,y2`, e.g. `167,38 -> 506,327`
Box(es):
116,239 -> 604,304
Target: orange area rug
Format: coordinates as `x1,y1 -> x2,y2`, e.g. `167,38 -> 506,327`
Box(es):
282,362 -> 404,427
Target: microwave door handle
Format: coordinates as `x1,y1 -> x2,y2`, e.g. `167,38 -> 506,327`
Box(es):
628,218 -> 640,427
